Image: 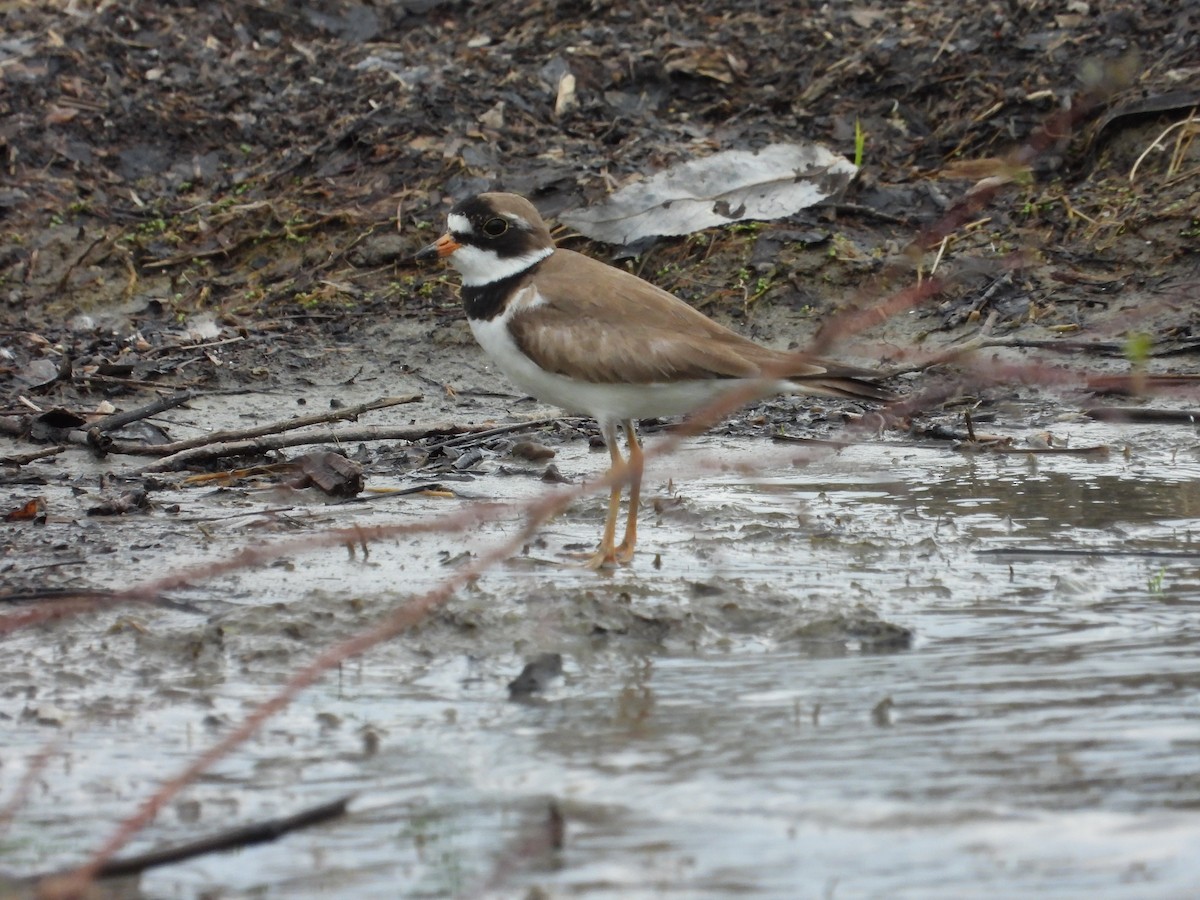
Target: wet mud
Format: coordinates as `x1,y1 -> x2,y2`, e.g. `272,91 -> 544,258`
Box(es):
7,410 -> 1200,896
2,0 -> 1199,897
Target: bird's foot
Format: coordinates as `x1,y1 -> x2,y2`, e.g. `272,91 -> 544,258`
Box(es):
585,547 -> 617,570
580,541 -> 635,569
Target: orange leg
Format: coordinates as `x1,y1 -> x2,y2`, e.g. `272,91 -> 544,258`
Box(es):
587,426 -> 626,569
614,422 -> 642,563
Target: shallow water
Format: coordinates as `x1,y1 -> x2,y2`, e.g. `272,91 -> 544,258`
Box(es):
4,417 -> 1200,897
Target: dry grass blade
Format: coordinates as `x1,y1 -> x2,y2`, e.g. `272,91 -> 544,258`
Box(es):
1128,111 -> 1199,183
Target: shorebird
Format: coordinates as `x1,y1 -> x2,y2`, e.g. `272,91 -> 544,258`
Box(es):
417,192 -> 889,568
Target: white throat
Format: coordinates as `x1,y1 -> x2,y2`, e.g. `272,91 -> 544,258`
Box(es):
451,245 -> 554,287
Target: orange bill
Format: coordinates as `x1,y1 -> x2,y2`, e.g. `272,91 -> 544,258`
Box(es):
415,233 -> 462,260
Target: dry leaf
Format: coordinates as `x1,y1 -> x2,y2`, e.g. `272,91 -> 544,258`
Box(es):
561,142 -> 857,245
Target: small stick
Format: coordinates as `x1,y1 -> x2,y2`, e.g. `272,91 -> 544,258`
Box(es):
89,391 -> 195,433
133,417 -> 559,473
54,231 -> 112,294
75,373 -> 194,390
978,338 -> 1129,355
112,421 -> 476,459
960,444 -> 1110,457
113,394 -> 420,460
35,794 -> 351,883
429,416 -> 571,451
145,336 -> 246,359
1,445 -> 66,466
136,422 -> 433,472
1086,407 -> 1200,424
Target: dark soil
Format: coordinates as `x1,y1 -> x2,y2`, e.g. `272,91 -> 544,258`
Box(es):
1,0 -> 1197,450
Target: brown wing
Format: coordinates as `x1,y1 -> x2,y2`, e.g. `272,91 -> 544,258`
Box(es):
509,249 -> 887,399
509,249 -> 807,382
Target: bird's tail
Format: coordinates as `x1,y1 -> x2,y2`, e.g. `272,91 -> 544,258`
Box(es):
789,374 -> 894,403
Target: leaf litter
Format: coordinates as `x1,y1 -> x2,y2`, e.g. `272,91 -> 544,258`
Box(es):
559,142 -> 858,245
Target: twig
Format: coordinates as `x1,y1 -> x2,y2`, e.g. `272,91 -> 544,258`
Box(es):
1086,374 -> 1200,395
110,394 -> 419,463
132,416 -> 569,473
878,334 -> 989,378
1,445 -> 66,466
136,426 -> 388,472
978,338 -> 1128,354
0,588 -> 203,614
95,794 -> 352,878
31,795 -> 352,891
140,212 -> 351,270
960,443 -> 1110,457
429,417 -> 573,451
1086,406 -> 1200,424
908,421 -> 1109,455
55,231 -> 113,294
932,18 -> 962,64
134,422 -> 489,473
74,373 -> 199,391
144,336 -> 246,359
929,234 -> 951,276
89,391 -> 195,433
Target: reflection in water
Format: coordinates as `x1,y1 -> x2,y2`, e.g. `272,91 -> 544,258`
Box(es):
907,467 -> 1200,533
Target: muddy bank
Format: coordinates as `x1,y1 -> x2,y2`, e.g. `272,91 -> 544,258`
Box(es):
2,1 -> 1199,897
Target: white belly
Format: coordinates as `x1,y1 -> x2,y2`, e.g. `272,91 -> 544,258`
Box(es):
468,311 -> 781,428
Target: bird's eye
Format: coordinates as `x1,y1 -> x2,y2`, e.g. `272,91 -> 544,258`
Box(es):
482,217 -> 509,237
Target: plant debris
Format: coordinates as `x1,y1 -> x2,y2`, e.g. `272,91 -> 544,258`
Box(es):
559,143 -> 858,245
